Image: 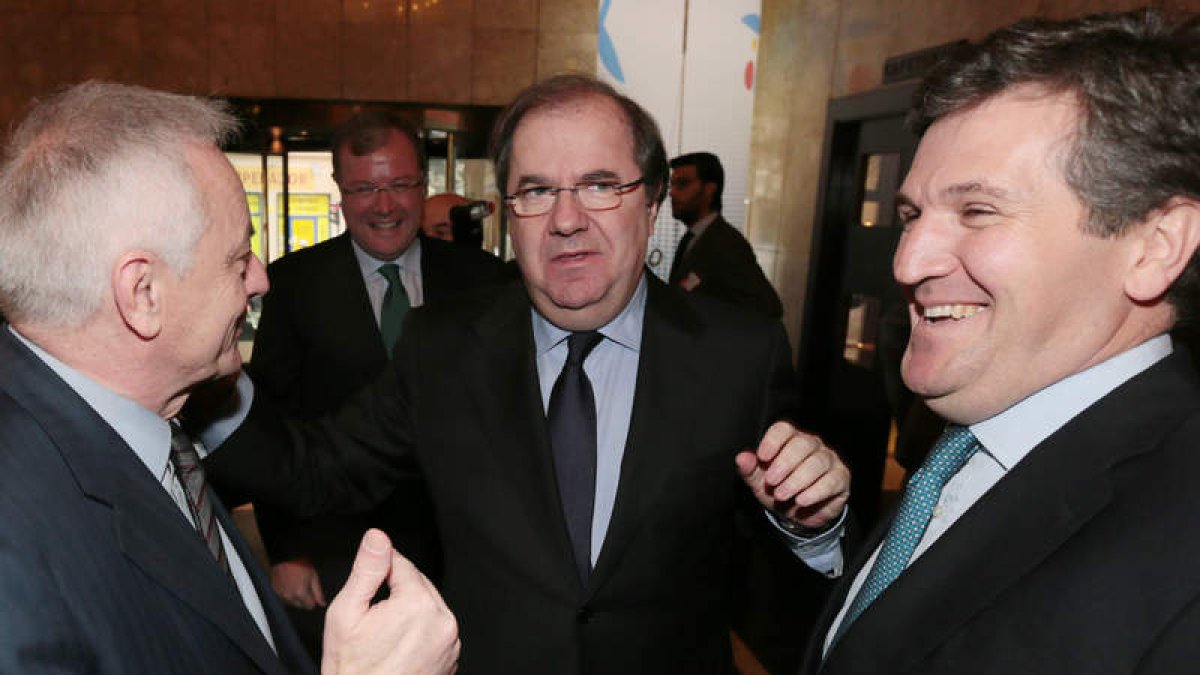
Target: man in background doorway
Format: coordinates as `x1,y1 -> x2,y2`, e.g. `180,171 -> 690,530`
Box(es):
248,110 -> 505,659
667,151 -> 783,317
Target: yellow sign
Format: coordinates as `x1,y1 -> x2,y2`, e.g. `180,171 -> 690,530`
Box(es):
277,193 -> 332,251
234,165 -> 316,191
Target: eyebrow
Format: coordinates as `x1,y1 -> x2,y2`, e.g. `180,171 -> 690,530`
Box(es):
513,169 -> 622,188
895,180 -> 1014,210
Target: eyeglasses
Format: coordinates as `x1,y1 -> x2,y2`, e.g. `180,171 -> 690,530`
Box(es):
504,178 -> 643,217
340,177 -> 426,202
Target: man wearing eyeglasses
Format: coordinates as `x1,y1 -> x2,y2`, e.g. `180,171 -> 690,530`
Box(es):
206,75 -> 849,674
246,110 -> 506,659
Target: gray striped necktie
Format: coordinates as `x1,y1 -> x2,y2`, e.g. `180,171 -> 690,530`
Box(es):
169,420 -> 230,574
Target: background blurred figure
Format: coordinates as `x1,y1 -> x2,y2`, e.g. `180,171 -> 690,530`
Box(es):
421,192 -> 468,242
667,151 -> 783,317
248,110 -> 506,659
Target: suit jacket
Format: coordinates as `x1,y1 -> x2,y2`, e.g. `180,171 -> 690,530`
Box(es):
805,350 -> 1200,675
0,329 -> 312,674
209,274 -> 808,675
668,216 -> 783,318
248,232 -> 508,586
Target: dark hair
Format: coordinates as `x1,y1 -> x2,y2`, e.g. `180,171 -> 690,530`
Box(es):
331,110 -> 426,180
912,9 -> 1200,324
488,74 -> 668,206
670,151 -> 725,212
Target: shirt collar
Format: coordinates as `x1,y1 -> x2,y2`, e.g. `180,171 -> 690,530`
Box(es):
532,274 -> 647,356
351,235 -> 422,279
689,211 -> 719,238
8,326 -> 171,478
971,334 -> 1172,471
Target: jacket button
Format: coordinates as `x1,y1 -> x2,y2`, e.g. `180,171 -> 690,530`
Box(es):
576,607 -> 593,623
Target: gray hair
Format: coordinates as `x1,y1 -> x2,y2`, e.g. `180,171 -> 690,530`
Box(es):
0,81 -> 238,328
911,9 -> 1200,324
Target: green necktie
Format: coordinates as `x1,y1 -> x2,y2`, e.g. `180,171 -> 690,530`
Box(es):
378,263 -> 409,358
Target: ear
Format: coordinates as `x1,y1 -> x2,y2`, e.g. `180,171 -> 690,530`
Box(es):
1125,198 -> 1200,303
646,200 -> 660,236
113,251 -> 164,340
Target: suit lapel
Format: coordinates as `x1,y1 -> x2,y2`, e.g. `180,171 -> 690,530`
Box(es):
327,234 -> 388,360
0,333 -> 288,674
464,283 -> 584,590
820,353 -> 1198,673
590,278 -> 706,589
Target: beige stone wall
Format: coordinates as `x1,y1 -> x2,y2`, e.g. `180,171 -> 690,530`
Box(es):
0,0 -> 597,133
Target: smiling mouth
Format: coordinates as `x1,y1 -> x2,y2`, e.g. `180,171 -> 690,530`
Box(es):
922,303 -> 987,322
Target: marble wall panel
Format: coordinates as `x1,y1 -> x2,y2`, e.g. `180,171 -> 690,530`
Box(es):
275,14 -> 342,98
472,28 -> 537,104
341,21 -> 408,100
67,13 -> 142,84
537,30 -> 595,79
209,17 -> 276,95
477,0 -> 537,30
407,20 -> 471,102
142,12 -> 209,93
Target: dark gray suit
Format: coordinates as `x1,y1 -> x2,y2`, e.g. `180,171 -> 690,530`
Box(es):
669,216 -> 783,318
210,274 -> 810,675
0,329 -> 312,674
807,350 -> 1200,675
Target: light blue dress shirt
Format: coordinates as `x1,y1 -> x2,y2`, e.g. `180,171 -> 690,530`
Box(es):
823,334 -> 1173,653
531,275 -> 843,574
10,327 -> 277,651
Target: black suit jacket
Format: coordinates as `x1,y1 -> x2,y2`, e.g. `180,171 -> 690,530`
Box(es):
0,329 -> 312,674
669,216 -> 783,318
210,274 -> 807,674
248,232 -> 507,586
806,349 -> 1200,675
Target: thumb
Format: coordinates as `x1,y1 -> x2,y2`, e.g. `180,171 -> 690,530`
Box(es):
339,528 -> 393,611
735,450 -> 760,481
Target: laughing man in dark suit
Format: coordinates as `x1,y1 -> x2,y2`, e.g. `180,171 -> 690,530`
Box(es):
808,9 -> 1200,674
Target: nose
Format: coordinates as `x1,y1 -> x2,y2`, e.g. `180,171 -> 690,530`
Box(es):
371,187 -> 398,212
548,187 -> 588,236
892,214 -> 957,288
246,253 -> 270,298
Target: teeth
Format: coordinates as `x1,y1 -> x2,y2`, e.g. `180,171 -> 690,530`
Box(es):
924,304 -> 985,320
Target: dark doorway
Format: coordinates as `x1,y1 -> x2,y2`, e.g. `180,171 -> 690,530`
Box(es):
797,82 -> 924,533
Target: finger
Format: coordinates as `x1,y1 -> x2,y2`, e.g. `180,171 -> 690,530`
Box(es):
754,421 -> 798,463
779,471 -> 851,526
735,450 -> 761,481
769,448 -> 834,501
339,528 -> 394,612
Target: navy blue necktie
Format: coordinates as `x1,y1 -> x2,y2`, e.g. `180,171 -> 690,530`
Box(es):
668,229 -> 694,284
548,331 -> 604,585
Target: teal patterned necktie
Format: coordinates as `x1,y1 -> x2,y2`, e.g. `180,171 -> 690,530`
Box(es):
378,263 -> 409,358
835,425 -> 979,640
